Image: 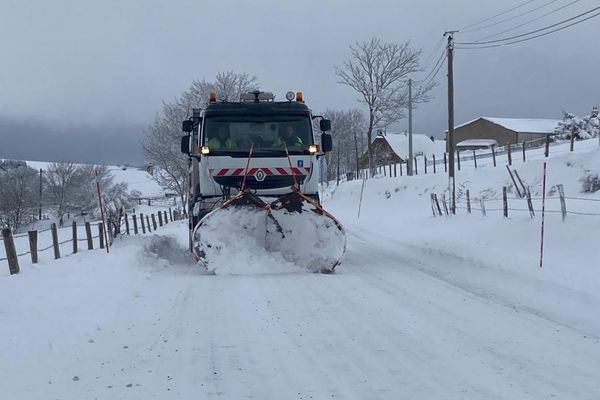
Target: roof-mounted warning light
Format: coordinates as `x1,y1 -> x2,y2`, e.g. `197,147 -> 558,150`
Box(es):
296,91 -> 303,102
208,91 -> 217,103
240,91 -> 275,102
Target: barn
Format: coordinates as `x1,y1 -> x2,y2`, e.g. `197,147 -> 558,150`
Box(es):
448,117 -> 559,151
358,132 -> 445,170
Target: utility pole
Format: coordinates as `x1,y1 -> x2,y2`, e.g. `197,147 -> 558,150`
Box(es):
445,31 -> 458,214
408,78 -> 413,176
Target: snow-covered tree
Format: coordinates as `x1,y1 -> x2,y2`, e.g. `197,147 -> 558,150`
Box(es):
335,37 -> 434,174
323,109 -> 366,182
0,162 -> 38,230
555,109 -> 600,140
143,71 -> 259,210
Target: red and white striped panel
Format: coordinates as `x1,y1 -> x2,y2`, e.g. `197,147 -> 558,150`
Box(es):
209,167 -> 311,177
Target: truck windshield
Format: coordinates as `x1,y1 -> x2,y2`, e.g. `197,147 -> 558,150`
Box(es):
203,115 -> 313,155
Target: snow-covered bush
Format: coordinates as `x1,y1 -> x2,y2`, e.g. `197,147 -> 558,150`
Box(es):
555,110 -> 600,140
581,173 -> 600,193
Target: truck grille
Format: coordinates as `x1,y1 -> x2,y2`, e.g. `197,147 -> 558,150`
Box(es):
213,175 -> 306,190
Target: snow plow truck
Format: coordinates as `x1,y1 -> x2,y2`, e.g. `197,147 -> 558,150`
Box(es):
180,90 -> 346,273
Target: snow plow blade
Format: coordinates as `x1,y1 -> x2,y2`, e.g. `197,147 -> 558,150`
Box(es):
192,191 -> 346,273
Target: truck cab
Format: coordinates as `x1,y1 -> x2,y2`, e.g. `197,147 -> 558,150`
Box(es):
181,90 -> 332,226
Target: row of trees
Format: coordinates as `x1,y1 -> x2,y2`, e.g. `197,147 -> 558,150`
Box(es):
0,161 -> 136,232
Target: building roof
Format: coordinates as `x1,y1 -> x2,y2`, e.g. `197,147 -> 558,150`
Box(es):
454,117 -> 559,134
376,132 -> 446,158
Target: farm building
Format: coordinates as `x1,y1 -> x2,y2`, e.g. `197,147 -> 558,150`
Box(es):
448,117 -> 559,151
357,132 -> 445,170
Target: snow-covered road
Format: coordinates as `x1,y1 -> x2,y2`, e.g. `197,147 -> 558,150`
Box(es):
2,220 -> 599,399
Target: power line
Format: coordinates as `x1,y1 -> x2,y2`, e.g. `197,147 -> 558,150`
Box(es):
422,37 -> 445,67
423,54 -> 447,87
457,6 -> 600,46
475,0 -> 581,42
458,0 -> 538,31
461,0 -> 563,34
420,51 -> 446,83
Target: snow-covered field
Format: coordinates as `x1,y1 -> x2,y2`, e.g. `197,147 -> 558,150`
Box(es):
2,139 -> 600,399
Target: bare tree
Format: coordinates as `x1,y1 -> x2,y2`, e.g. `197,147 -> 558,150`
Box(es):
144,71 -> 259,210
335,37 -> 434,174
323,109 -> 366,182
0,163 -> 38,230
43,163 -> 90,225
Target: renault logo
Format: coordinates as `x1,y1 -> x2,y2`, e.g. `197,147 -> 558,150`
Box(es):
254,169 -> 266,182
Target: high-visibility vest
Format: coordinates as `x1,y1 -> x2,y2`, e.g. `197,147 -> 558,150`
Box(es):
273,136 -> 303,146
208,137 -> 237,149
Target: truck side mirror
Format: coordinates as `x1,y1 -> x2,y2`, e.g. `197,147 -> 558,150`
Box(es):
319,119 -> 331,132
180,135 -> 191,155
321,133 -> 333,153
182,120 -> 194,133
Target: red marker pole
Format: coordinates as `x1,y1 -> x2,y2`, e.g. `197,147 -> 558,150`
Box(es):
95,170 -> 110,254
539,162 -> 547,268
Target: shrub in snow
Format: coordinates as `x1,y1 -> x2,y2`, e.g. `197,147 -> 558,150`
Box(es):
555,110 -> 600,140
581,173 -> 600,193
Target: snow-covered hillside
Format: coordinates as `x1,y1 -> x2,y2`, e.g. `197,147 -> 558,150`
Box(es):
2,139 -> 600,399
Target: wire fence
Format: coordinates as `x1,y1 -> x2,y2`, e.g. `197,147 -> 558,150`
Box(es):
1,207 -> 184,274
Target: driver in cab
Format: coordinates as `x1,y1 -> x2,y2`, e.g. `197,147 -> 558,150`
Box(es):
273,125 -> 303,147
208,125 -> 237,149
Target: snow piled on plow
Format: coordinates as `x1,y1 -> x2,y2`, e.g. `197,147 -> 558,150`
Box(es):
193,203 -> 346,274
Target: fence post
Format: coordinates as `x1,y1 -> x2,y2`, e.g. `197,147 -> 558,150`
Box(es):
466,190 -> 471,214
2,228 -> 20,275
522,141 -> 526,162
133,214 -> 139,234
388,163 -> 392,177
570,124 -> 576,152
414,158 -> 418,175
146,215 -> 152,232
28,230 -> 38,264
72,221 -> 78,254
85,222 -> 93,250
393,163 -> 397,177
433,194 -> 442,216
472,150 -> 477,168
164,211 -> 168,224
508,143 -> 512,166
98,223 -> 104,249
441,193 -> 449,216
158,211 -> 163,227
480,198 -> 486,216
151,214 -> 157,230
424,156 -> 428,174
526,188 -> 535,218
140,213 -> 146,234
125,213 -> 130,234
513,170 -> 527,195
432,154 -> 436,174
443,152 -> 448,172
545,136 -> 550,157
506,165 -> 522,198
51,223 -> 60,259
492,145 -> 497,167
430,194 -> 437,216
169,208 -> 173,222
557,184 -> 567,221
503,187 -> 508,218
456,151 -> 461,171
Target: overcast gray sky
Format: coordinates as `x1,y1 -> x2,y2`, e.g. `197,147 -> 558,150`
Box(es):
1,0 -> 599,164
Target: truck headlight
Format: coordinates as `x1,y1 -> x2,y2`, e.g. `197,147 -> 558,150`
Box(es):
201,146 -> 210,155
308,144 -> 319,153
